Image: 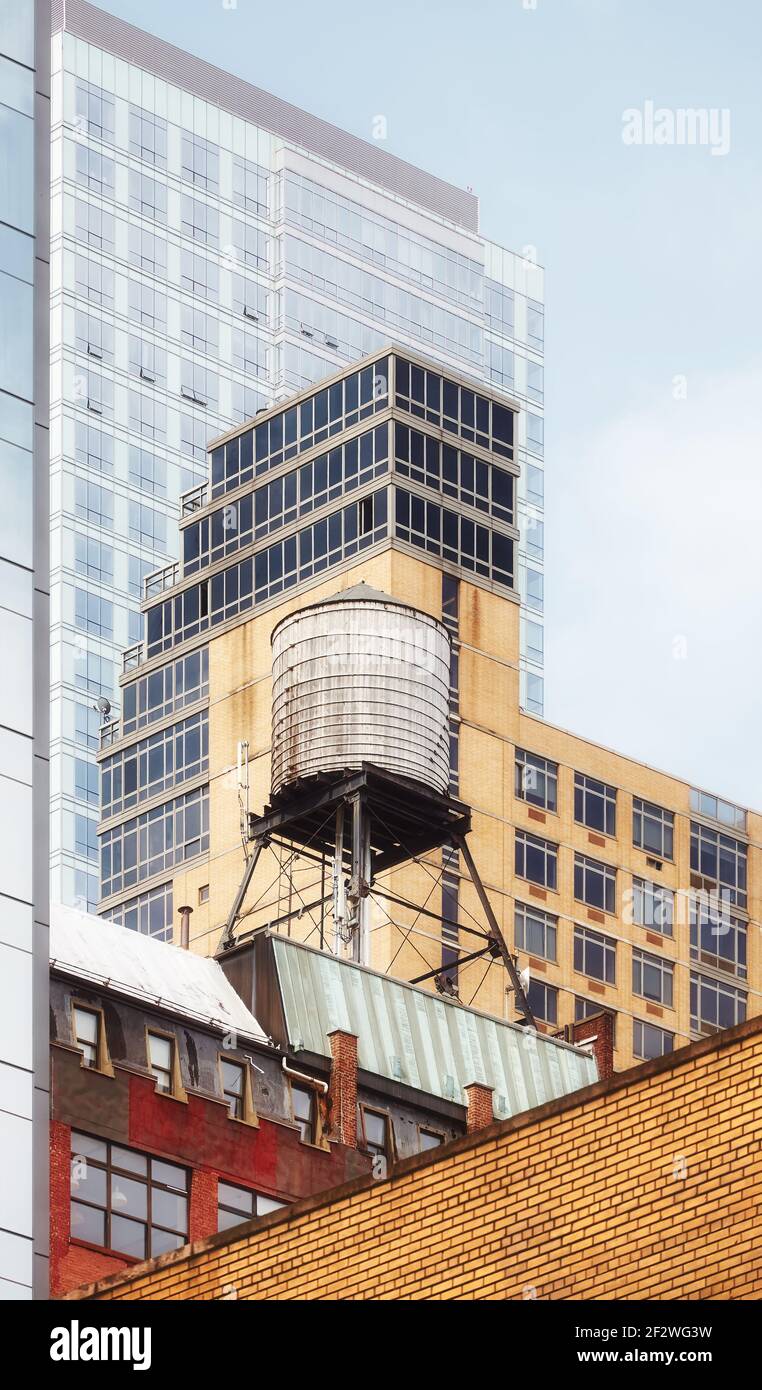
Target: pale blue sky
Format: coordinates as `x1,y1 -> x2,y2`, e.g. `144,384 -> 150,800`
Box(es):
100,0 -> 762,805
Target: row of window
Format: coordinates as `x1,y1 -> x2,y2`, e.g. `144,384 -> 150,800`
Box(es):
120,648 -> 208,737
394,421 -> 514,525
515,829 -> 749,950
286,236 -> 484,366
209,358 -> 388,498
527,967 -> 746,1045
395,357 -> 514,460
517,751 -> 672,851
283,170 -> 484,313
100,711 -> 208,818
100,786 -> 209,898
73,88 -> 270,212
184,425 -> 389,575
145,491 -> 389,656
515,749 -> 748,905
516,896 -> 747,984
105,882 -> 174,941
394,489 -> 514,588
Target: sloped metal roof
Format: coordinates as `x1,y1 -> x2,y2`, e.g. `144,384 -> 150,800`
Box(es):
51,904 -> 267,1042
270,936 -> 597,1119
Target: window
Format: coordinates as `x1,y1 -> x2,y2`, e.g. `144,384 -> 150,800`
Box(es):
515,830 -> 557,890
198,884 -> 209,904
181,193 -> 219,247
181,412 -> 208,463
129,446 -> 166,497
574,924 -> 616,984
291,1083 -> 315,1144
75,254 -> 113,306
526,979 -> 558,1026
633,798 -> 674,860
515,748 -> 557,811
441,863 -> 459,979
75,757 -> 99,806
75,813 -> 99,862
393,421 -> 514,526
574,772 -> 616,835
232,328 -> 268,378
210,359 -> 388,499
574,854 -> 616,914
690,788 -> 746,832
75,588 -> 113,640
181,361 -> 218,408
690,900 -> 747,978
690,973 -> 746,1035
73,1006 -> 100,1068
128,226 -> 167,276
120,649 -> 209,737
633,1019 -> 674,1061
128,106 -> 167,167
418,1128 -> 444,1152
100,711 -> 208,817
75,477 -> 113,529
217,1183 -> 286,1233
232,155 -> 269,215
358,1107 -> 390,1174
74,702 -> 99,751
632,948 -> 674,1007
107,883 -> 173,942
70,1133 -> 188,1258
129,337 -> 167,387
129,500 -> 166,552
394,488 -> 514,590
631,877 -> 674,936
221,1059 -> 246,1119
75,421 -> 113,474
75,535 -> 113,584
100,788 -> 209,898
75,200 -> 113,252
75,80 -> 114,141
128,170 -> 167,223
181,306 -> 218,356
147,1033 -> 175,1095
75,144 -> 114,197
129,391 -> 166,442
515,903 -> 557,962
129,279 -> 166,332
145,492 -> 389,655
180,249 -> 219,300
690,823 -> 747,909
75,310 -> 114,364
181,133 -> 218,191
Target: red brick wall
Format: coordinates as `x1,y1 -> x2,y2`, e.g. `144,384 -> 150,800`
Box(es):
51,1057 -> 372,1296
572,1010 -> 614,1081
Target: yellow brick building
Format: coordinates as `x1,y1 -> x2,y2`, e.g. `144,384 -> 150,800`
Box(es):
62,1014 -> 762,1302
97,348 -> 761,1072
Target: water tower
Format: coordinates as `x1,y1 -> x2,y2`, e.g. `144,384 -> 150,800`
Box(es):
220,583 -> 534,1024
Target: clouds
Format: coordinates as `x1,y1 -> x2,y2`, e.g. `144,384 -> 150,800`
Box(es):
545,363 -> 762,807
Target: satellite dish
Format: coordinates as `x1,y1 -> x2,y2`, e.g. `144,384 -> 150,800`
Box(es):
94,696 -> 111,722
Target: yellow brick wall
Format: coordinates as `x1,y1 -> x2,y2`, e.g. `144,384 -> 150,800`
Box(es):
67,1019 -> 762,1302
169,547 -> 760,1069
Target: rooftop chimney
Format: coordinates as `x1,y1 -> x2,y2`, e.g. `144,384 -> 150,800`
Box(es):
178,904 -> 193,950
571,1010 -> 615,1082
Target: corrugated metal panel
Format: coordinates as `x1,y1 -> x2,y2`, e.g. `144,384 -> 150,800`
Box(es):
271,592 -> 450,795
53,0 -> 479,232
271,936 -> 598,1118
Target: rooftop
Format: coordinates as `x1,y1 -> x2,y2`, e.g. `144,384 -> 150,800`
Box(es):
50,903 -> 267,1042
52,0 -> 478,231
262,933 -> 598,1119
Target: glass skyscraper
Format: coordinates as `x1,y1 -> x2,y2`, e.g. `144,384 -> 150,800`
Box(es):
50,0 -> 545,912
0,0 -> 50,1298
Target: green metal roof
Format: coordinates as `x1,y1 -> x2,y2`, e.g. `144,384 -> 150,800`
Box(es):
270,935 -> 597,1120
